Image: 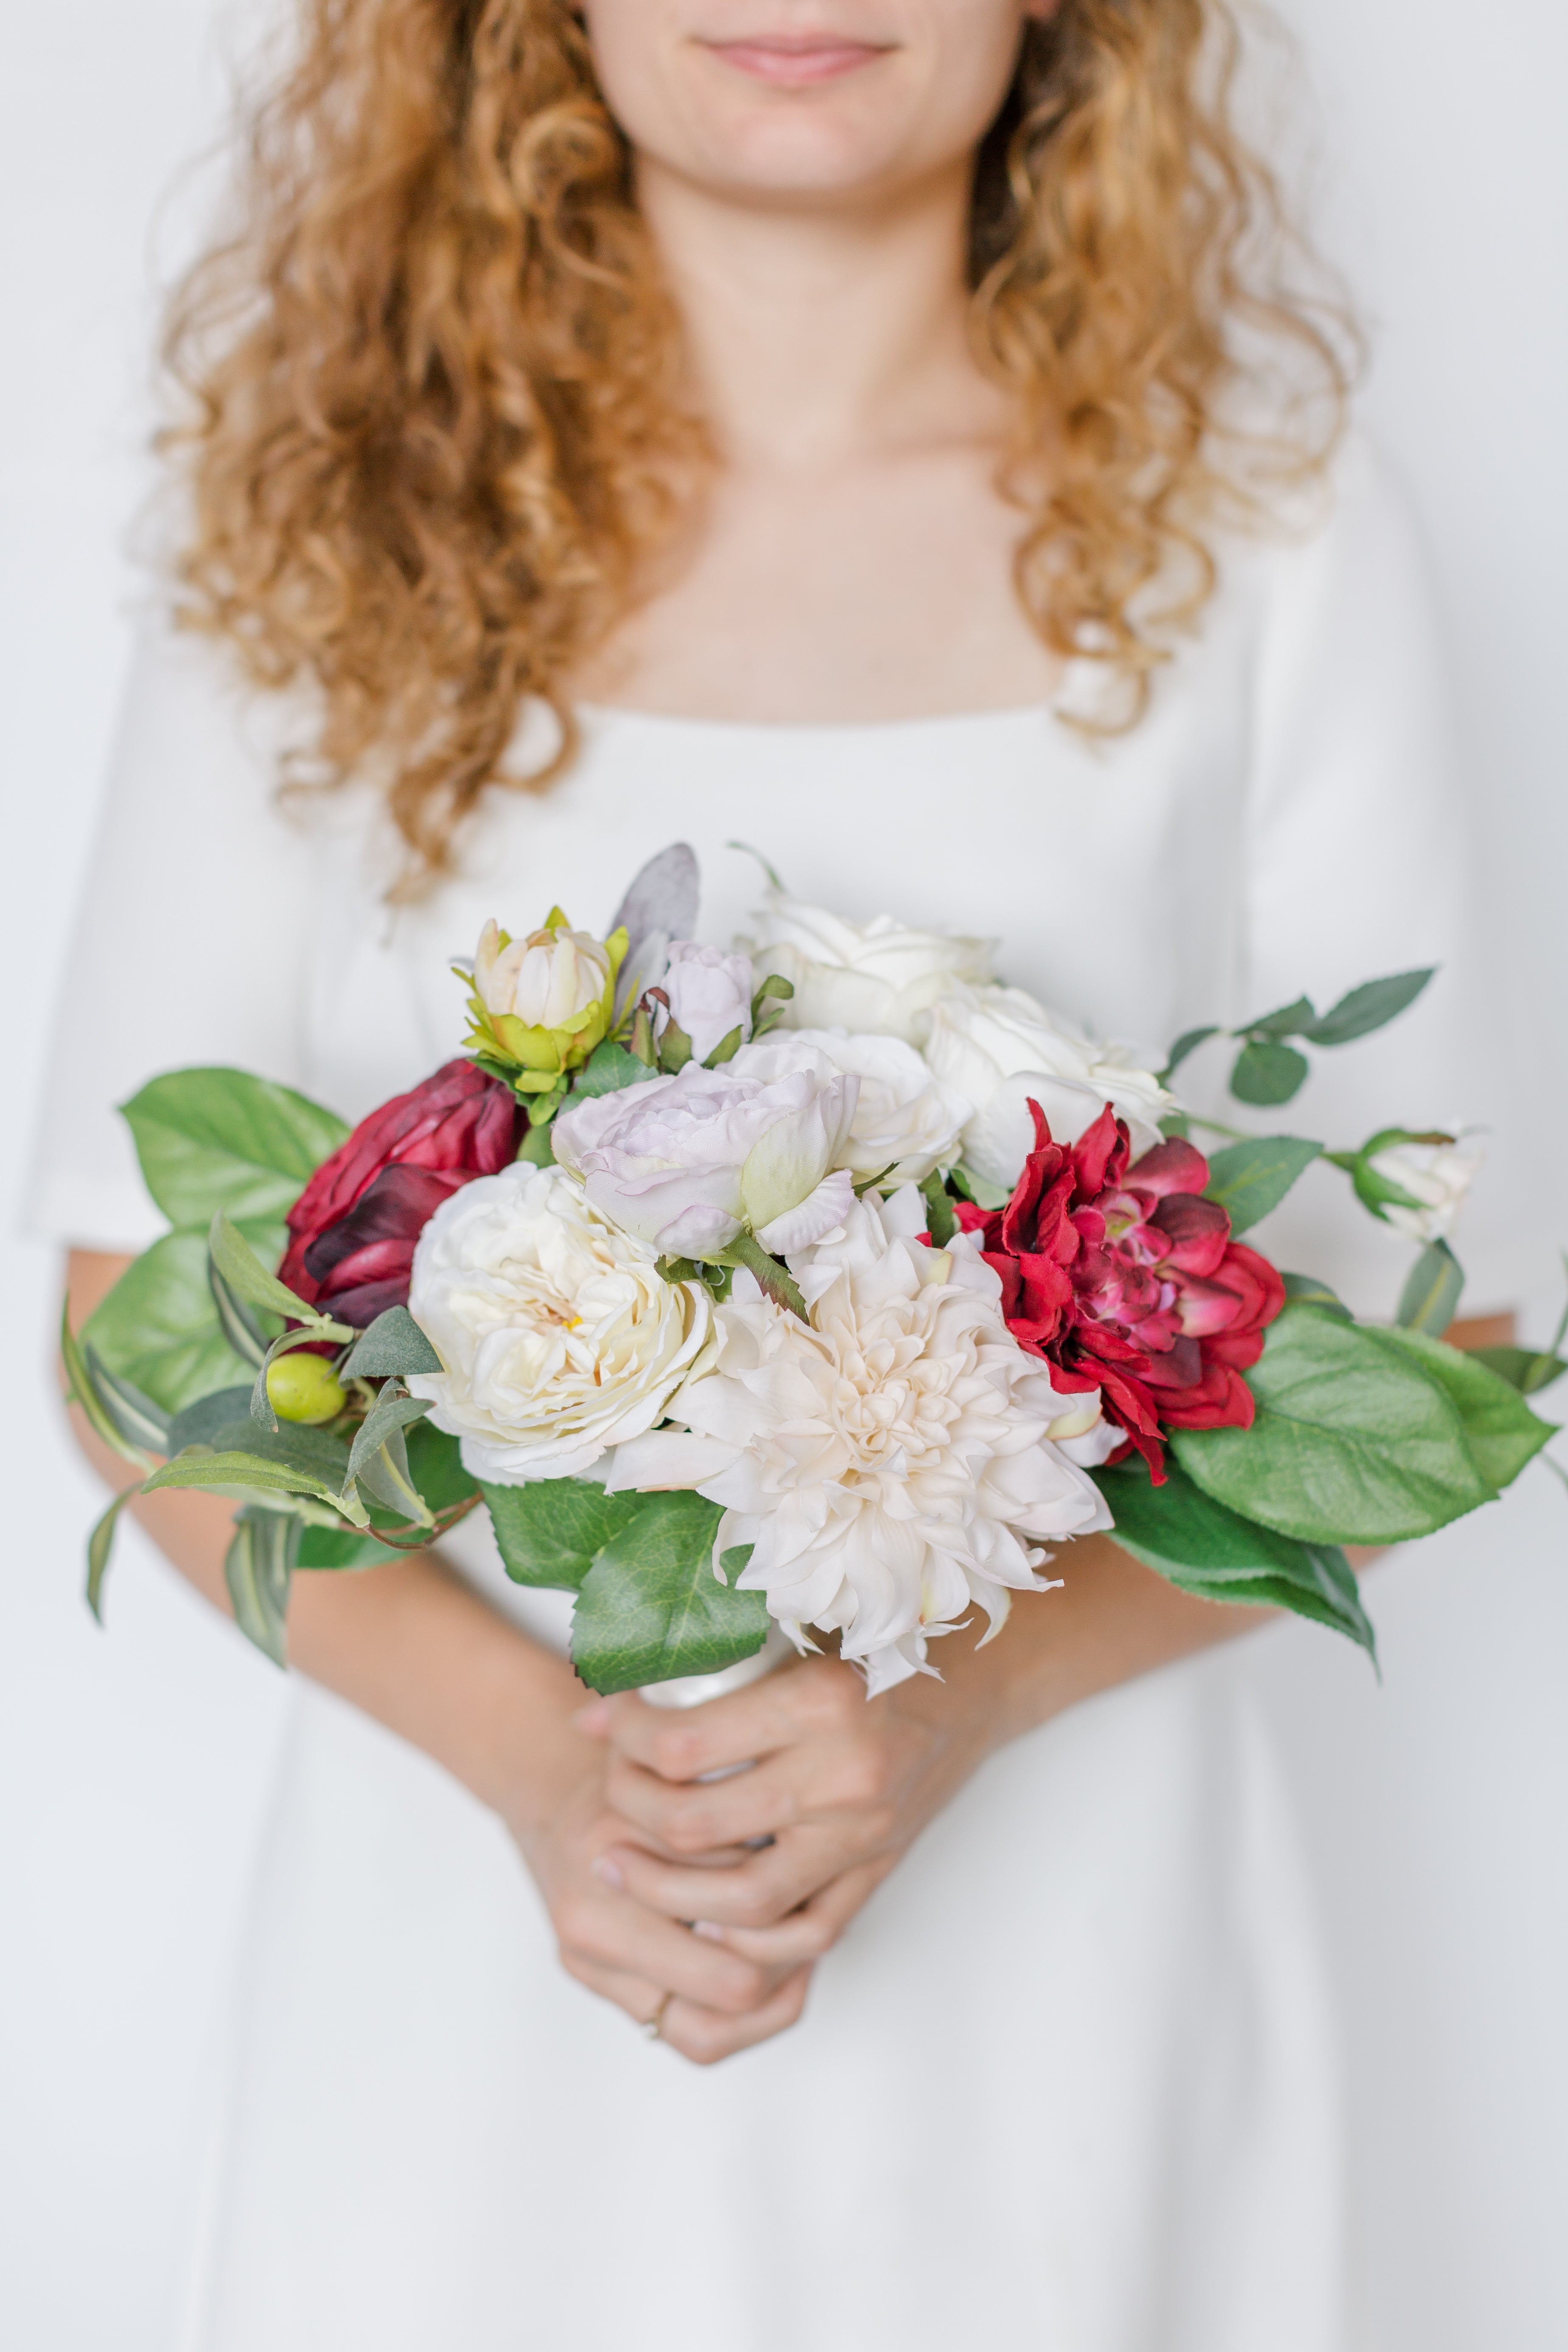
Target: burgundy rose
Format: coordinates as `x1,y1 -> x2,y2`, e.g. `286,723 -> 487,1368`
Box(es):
280,1060 -> 520,1327
954,1101 -> 1285,1482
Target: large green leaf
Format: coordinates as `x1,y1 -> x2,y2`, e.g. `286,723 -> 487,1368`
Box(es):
1302,968 -> 1434,1047
1378,1327 -> 1555,1492
1172,1302 -> 1492,1543
481,1476 -> 647,1590
569,1493 -> 771,1693
1094,1457 -> 1375,1657
84,1223 -> 285,1414
121,1068 -> 347,1228
404,1421 -> 479,1516
1203,1136 -> 1321,1234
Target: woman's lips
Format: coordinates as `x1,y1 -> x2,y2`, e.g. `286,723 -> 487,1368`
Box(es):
700,36 -> 892,87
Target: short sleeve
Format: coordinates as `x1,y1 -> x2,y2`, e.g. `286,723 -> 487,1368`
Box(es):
1223,439 -> 1527,1316
22,614 -> 323,1252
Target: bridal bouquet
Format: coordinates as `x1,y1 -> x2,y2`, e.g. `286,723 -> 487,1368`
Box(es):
68,846 -> 1561,1694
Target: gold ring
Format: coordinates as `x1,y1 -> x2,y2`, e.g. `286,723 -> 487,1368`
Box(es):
641,1992 -> 672,2042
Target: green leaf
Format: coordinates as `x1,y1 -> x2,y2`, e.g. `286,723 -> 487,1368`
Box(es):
715,1232 -> 807,1319
404,1420 -> 479,1515
1172,1302 -> 1493,1543
1243,994 -> 1318,1041
339,1306 -> 443,1380
516,1119 -> 556,1167
655,1013 -> 694,1075
165,1387 -> 255,1453
61,1305 -> 154,1473
208,1259 -> 270,1367
209,1212 -> 340,1331
1472,1345 -> 1568,1398
296,1526 -> 403,1569
1095,1456 -> 1376,1658
704,1024 -> 745,1068
1280,1271 -> 1353,1321
345,1386 -> 433,1525
950,1164 -> 1011,1212
920,1169 -> 957,1248
1379,1327 -> 1554,1492
481,1477 -> 648,1589
224,1507 -> 297,1667
1301,968 -> 1435,1047
83,1224 -> 283,1415
143,1444 -> 369,1526
175,1415 -> 353,1487
569,1493 -> 772,1693
572,1039 -> 656,1100
1396,1239 -> 1464,1336
85,1486 -> 139,1623
121,1068 -> 347,1228
1203,1136 -> 1321,1234
1230,1039 -> 1310,1106
82,1353 -> 170,1453
1160,1024 -> 1220,1083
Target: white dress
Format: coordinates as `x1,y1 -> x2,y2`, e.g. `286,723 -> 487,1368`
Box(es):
28,442 -> 1520,2352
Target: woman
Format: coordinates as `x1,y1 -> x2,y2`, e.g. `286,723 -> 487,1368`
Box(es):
37,3 -> 1517,2345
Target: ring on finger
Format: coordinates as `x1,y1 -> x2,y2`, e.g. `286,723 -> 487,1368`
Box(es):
640,1991 -> 672,2042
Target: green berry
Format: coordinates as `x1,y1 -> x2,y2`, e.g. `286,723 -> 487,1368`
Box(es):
266,1353 -> 347,1426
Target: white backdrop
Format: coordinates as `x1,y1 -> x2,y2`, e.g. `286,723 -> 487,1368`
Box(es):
2,6 -> 1565,2346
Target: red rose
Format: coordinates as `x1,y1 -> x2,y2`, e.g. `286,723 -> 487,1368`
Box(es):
954,1102 -> 1285,1482
279,1060 -> 520,1327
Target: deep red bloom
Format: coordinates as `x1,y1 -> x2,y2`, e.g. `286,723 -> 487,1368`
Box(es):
279,1060 -> 519,1327
954,1102 -> 1285,1481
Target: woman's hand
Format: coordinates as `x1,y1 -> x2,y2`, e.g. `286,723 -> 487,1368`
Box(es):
501,1722 -> 815,2065
578,1647 -> 1010,1975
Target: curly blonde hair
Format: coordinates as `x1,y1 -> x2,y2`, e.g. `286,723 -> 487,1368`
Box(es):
166,0 -> 1352,887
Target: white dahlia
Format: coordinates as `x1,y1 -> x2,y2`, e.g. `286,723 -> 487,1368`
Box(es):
407,1164 -> 713,1482
606,1186 -> 1114,1694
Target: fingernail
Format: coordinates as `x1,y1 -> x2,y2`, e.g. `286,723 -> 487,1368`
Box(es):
592,1855 -> 625,1889
573,1700 -> 612,1736
691,1920 -> 725,1942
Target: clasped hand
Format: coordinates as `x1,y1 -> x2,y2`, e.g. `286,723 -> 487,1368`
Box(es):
517,1651 -> 1004,2066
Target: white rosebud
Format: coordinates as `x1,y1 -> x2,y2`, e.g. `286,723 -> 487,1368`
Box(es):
656,941 -> 755,1065
924,983 -> 1173,1189
475,917 -> 612,1030
406,1165 -> 713,1482
730,1029 -> 971,1185
551,1059 -> 860,1260
1367,1133 -> 1484,1243
740,891 -> 994,1044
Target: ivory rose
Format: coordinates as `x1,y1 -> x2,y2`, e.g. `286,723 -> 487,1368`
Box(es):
606,1186 -> 1114,1695
924,982 -> 1172,1189
406,1165 -> 713,1482
741,890 -> 993,1043
729,1029 -> 971,1185
551,1058 -> 859,1260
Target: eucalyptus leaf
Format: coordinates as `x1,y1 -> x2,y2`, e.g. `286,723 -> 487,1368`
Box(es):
61,1307 -> 154,1473
345,1385 -> 431,1485
83,1353 -> 170,1454
208,1258 -> 271,1367
83,1224 -> 283,1415
225,1507 -> 297,1667
339,1305 -> 443,1380
1280,1271 -> 1353,1322
1229,1039 -> 1310,1106
165,1387 -> 256,1455
1396,1239 -> 1464,1337
609,843 -> 700,965
1202,1136 -> 1321,1234
1160,1024 -> 1220,1082
210,1212 -> 329,1329
569,1493 -> 772,1692
121,1067 -> 347,1228
353,1420 -> 432,1526
144,1446 -> 369,1526
1378,1327 -> 1554,1492
1302,968 -> 1435,1047
183,1416 -> 354,1487
1472,1346 -> 1568,1398
1094,1456 -> 1376,1657
1172,1302 -> 1492,1543
481,1477 -> 647,1589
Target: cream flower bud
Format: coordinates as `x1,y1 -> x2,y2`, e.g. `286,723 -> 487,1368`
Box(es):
1366,1133 -> 1484,1243
477,917 -> 612,1031
656,942 -> 755,1065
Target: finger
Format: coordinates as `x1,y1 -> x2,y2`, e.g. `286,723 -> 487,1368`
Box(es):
584,1657 -> 864,1782
658,1966 -> 815,2066
694,1857 -> 895,1967
605,1750 -> 804,1856
557,1884 -> 790,2016
599,1825 -> 851,1933
556,1951 -> 668,2026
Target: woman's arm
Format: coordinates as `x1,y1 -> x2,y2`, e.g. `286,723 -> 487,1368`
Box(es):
65,1250 -> 810,2063
586,1313 -> 1514,1973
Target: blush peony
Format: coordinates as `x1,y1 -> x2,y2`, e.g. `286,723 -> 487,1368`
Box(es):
606,1185 -> 1113,1694
407,1165 -> 714,1481
729,1029 -> 971,1185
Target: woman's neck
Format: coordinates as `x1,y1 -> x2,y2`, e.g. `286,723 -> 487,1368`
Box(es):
635,154 -> 1010,470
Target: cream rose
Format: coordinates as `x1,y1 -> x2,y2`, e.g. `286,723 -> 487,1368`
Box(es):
407,1165 -> 713,1482
740,891 -> 994,1043
729,1029 -> 971,1185
924,983 -> 1173,1190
